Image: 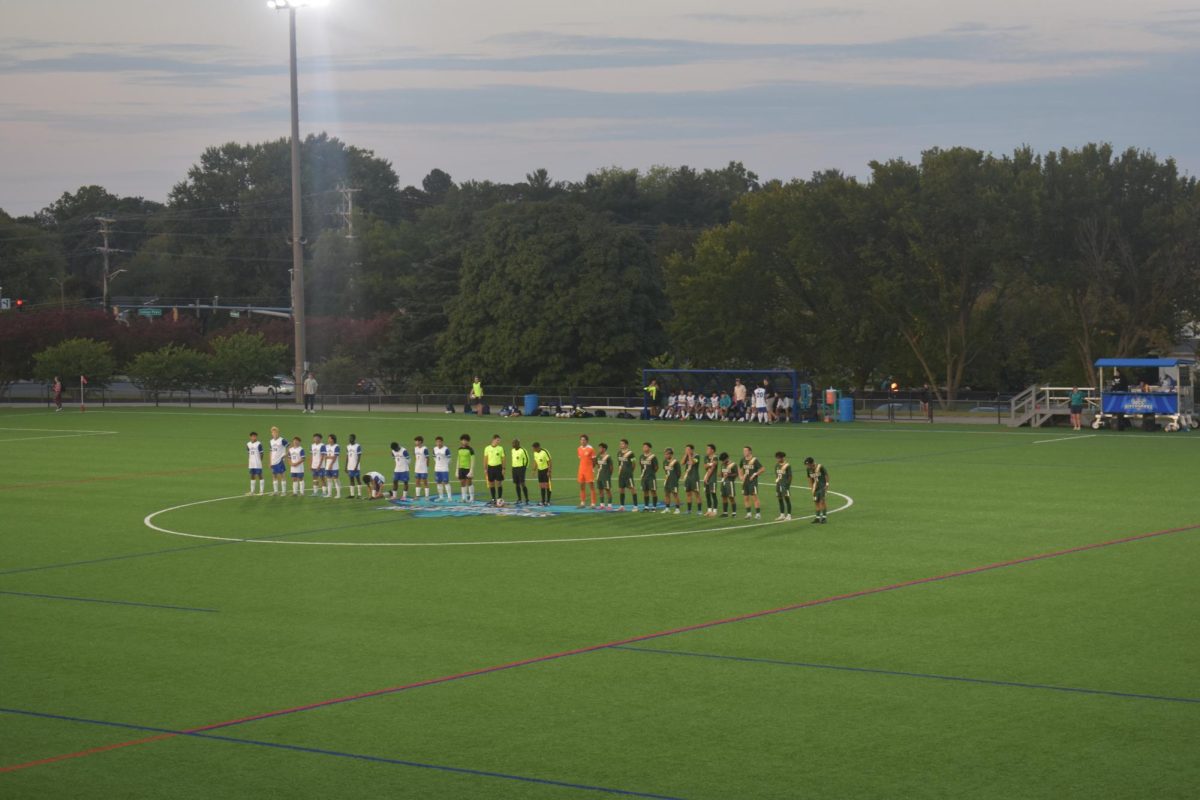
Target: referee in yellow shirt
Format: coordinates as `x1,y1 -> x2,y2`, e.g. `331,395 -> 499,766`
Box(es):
510,438 -> 531,505
532,442 -> 553,506
483,434 -> 505,505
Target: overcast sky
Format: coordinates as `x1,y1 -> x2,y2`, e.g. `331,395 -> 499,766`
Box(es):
2,0 -> 1197,215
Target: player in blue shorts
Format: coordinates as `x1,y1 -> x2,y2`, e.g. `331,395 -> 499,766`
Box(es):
345,433 -> 363,498
363,471 -> 387,499
288,436 -> 306,496
391,441 -> 410,501
323,433 -> 341,498
268,426 -> 287,495
432,436 -> 452,501
412,436 -> 431,501
246,431 -> 264,496
309,433 -> 325,497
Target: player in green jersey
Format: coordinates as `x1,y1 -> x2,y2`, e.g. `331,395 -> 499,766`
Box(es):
456,434 -> 475,502
638,442 -> 659,511
662,447 -> 682,514
702,443 -> 719,516
804,456 -> 830,523
616,439 -> 637,511
681,444 -> 701,514
739,445 -> 764,520
774,451 -> 793,520
595,443 -> 614,509
718,452 -> 737,516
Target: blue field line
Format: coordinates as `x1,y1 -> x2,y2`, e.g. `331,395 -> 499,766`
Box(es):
0,590 -> 218,613
0,707 -> 689,799
611,646 -> 1200,705
0,515 -> 410,577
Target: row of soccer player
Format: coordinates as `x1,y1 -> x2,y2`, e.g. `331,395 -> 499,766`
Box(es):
245,428 -> 831,522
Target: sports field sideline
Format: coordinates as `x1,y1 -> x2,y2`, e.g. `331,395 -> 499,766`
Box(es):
1,407 -> 1197,799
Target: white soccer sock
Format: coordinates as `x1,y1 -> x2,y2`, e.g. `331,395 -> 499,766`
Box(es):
258,479 -> 265,493
249,480 -> 255,493
333,482 -> 341,498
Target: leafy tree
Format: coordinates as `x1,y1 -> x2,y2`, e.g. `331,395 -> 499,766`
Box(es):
33,338 -> 116,387
127,344 -> 211,403
0,209 -> 65,305
314,355 -> 369,395
206,332 -> 287,397
438,199 -> 667,386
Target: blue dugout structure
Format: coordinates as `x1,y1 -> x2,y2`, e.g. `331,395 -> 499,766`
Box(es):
1093,357 -> 1195,431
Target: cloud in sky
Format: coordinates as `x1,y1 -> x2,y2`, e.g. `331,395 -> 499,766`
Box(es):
0,1 -> 1196,214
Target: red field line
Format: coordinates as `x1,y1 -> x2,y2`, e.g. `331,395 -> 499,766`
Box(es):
4,521 -> 1197,774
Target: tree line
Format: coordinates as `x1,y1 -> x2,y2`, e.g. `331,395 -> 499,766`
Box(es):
1,137 -> 1196,399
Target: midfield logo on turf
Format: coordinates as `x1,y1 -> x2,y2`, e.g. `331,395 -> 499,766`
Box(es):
383,499 -> 570,518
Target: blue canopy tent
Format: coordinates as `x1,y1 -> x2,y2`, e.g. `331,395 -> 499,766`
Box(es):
1093,357 -> 1195,431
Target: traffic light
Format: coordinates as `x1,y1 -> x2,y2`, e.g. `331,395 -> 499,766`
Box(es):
14,299 -> 24,312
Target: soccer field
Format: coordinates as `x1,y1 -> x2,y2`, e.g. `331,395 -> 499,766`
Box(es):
1,408 -> 1197,799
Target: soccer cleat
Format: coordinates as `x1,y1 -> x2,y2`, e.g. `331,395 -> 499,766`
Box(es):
745,512 -> 752,519
755,513 -> 762,520
673,508 -> 680,514
631,506 -> 639,512
784,514 -> 792,521
617,506 -> 625,511
811,517 -> 821,524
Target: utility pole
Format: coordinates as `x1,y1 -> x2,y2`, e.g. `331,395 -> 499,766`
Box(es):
287,6 -> 307,404
96,217 -> 115,312
336,184 -> 361,239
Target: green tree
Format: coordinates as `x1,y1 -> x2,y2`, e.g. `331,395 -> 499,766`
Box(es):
33,338 -> 116,387
127,344 -> 212,403
439,200 -> 667,386
207,332 -> 286,397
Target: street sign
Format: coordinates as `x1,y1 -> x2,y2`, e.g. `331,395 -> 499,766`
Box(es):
138,307 -> 163,317
229,310 -> 241,318
0,298 -> 10,310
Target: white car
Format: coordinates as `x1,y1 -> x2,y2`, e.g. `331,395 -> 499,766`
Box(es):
250,375 -> 296,397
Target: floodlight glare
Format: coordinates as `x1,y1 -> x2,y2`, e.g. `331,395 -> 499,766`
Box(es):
267,0 -> 330,8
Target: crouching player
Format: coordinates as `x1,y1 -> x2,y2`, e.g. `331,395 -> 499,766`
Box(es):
346,434 -> 362,498
363,470 -> 388,500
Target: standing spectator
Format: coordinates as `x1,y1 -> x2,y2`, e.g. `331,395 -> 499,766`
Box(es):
303,372 -> 318,414
1068,386 -> 1086,431
52,376 -> 63,412
644,378 -> 660,419
921,384 -> 933,423
470,376 -> 484,415
732,378 -> 747,421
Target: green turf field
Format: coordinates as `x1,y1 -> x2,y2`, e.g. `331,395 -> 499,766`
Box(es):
1,407 -> 1197,799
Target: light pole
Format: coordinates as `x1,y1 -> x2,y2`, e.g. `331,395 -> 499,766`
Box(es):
268,0 -> 327,403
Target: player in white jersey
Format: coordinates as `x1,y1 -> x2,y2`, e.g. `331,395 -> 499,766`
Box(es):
432,436 -> 452,500
753,384 -> 769,424
287,436 -> 305,495
323,433 -> 341,498
309,434 -> 326,496
390,441 -> 410,500
345,434 -> 363,498
412,436 -> 431,500
269,426 -> 288,495
363,471 -> 387,499
246,431 -> 265,496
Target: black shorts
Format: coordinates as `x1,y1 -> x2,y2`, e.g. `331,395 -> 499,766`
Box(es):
641,474 -> 657,491
618,473 -> 635,490
486,465 -> 504,482
512,466 -> 527,484
1069,405 -> 1082,414
537,469 -> 550,483
457,468 -> 471,481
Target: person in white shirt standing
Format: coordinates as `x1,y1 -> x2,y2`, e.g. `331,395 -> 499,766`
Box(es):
412,436 -> 431,501
246,431 -> 265,496
303,372 -> 318,414
268,426 -> 288,495
753,382 -> 769,424
432,436 -> 452,501
288,436 -> 305,496
345,433 -> 363,498
323,433 -> 341,498
309,434 -> 325,497
391,441 -> 410,501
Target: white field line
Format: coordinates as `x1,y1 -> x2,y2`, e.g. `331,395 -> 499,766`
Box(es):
0,431 -> 118,443
0,427 -> 118,433
1033,434 -> 1098,445
143,491 -> 854,548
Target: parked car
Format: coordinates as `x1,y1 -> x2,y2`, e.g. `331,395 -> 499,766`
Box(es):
250,375 -> 295,397
873,401 -> 922,414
